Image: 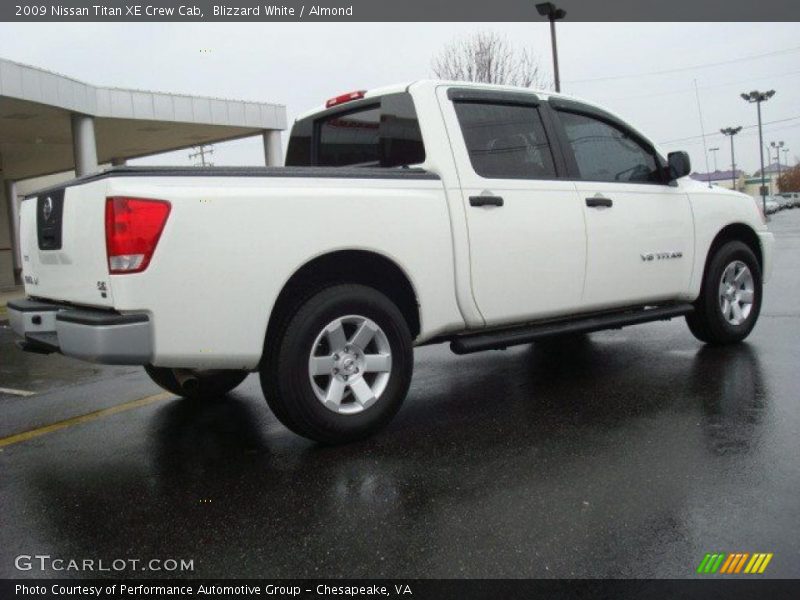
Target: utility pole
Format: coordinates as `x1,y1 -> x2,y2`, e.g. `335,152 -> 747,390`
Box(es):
536,3 -> 566,93
771,140 -> 784,193
189,144 -> 214,167
741,90 -> 775,214
720,126 -> 742,190
709,147 -> 720,173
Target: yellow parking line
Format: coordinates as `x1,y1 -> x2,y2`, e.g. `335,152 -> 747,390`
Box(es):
0,387 -> 36,397
0,392 -> 172,449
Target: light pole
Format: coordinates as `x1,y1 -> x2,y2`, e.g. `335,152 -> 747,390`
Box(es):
536,2 -> 567,93
709,146 -> 720,173
783,147 -> 790,169
721,126 -> 742,190
741,90 -> 776,213
771,140 -> 785,192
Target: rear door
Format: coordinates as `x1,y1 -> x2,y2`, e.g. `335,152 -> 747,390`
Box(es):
549,100 -> 694,310
438,87 -> 587,327
19,178 -> 114,307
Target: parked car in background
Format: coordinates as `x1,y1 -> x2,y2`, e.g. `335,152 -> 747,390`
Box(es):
9,80 -> 776,443
765,198 -> 781,214
775,195 -> 794,211
778,192 -> 800,208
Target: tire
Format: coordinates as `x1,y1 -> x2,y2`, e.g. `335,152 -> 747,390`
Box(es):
686,240 -> 762,345
260,284 -> 413,444
144,365 -> 248,400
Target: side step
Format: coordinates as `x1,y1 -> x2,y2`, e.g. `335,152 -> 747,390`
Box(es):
450,303 -> 694,355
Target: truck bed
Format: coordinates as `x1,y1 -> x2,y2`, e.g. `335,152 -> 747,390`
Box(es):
17,165 -> 463,369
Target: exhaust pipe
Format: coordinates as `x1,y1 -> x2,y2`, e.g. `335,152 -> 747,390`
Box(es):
172,369 -> 199,394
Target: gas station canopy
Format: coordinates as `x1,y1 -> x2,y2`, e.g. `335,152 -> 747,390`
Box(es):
0,57 -> 287,180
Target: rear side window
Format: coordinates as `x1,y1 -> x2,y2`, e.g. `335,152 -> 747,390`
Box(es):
453,102 -> 556,180
557,111 -> 662,184
286,93 -> 425,168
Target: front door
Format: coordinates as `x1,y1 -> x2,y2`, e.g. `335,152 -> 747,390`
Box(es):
551,105 -> 694,311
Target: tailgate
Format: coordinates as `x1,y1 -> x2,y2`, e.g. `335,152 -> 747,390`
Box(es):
19,179 -> 114,308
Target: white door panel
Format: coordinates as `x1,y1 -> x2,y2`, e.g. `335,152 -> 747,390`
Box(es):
460,181 -> 587,326
578,181 -> 694,309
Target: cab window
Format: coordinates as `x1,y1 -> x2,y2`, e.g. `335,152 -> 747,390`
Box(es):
286,93 -> 425,168
557,110 -> 663,184
453,101 -> 556,180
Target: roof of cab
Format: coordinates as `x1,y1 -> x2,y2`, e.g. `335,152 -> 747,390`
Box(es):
293,79 -> 610,121
292,79 -> 663,155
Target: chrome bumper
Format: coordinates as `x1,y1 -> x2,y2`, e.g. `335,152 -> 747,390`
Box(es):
8,299 -> 152,365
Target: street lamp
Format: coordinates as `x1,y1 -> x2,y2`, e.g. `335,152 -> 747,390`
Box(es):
782,147 -> 790,168
741,89 -> 775,213
709,146 -> 720,173
771,140 -> 785,192
536,2 -> 567,93
721,126 -> 742,190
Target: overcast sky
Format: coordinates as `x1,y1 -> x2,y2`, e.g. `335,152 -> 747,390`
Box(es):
1,22 -> 798,175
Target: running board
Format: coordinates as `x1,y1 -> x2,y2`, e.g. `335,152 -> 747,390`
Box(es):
450,303 -> 694,355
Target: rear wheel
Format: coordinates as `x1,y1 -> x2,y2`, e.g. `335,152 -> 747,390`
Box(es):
260,284 -> 413,444
686,240 -> 762,345
144,365 -> 248,400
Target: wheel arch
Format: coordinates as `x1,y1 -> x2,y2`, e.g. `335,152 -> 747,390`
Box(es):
706,223 -> 763,271
694,222 -> 763,299
263,250 -> 421,363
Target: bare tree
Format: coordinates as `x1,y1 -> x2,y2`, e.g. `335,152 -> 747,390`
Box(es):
432,31 -> 548,89
777,162 -> 800,193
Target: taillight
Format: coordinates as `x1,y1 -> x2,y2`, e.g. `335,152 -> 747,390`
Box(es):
325,90 -> 366,108
105,197 -> 171,274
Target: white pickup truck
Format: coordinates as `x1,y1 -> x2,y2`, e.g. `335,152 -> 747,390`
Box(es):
10,81 -> 774,443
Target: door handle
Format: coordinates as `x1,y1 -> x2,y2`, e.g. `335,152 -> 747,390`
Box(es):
470,195 -> 504,207
585,196 -> 613,208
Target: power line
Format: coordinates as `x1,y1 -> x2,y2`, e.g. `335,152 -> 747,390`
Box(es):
662,123 -> 800,152
658,115 -> 800,146
566,45 -> 800,85
595,69 -> 800,104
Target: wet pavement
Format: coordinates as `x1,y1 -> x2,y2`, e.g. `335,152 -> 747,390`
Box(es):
1,211 -> 799,579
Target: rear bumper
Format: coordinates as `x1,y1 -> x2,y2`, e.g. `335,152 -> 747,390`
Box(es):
8,298 -> 152,365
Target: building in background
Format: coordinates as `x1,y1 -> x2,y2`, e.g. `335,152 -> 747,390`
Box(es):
691,160 -> 798,199
0,57 -> 287,289
749,162 -> 788,196
689,169 -> 747,192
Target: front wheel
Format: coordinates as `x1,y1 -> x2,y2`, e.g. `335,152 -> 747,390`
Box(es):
686,240 -> 762,345
260,284 -> 413,444
144,365 -> 248,400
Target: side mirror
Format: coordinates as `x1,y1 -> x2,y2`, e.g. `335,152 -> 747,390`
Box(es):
668,151 -> 691,180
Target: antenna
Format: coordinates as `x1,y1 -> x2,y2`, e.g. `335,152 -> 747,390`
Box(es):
693,79 -> 712,188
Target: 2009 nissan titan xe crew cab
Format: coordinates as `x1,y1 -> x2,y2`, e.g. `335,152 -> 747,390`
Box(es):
10,81 -> 774,443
